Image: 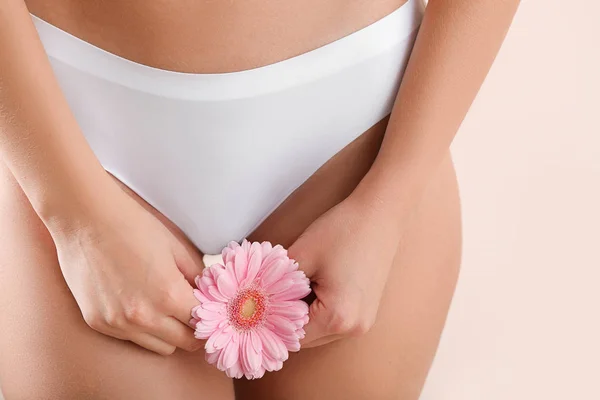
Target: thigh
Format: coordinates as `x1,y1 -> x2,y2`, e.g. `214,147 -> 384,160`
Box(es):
0,162 -> 233,400
235,154 -> 462,400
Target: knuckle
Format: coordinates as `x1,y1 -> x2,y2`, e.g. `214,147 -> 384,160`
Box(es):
81,309 -> 104,330
351,317 -> 375,336
328,306 -> 357,334
287,240 -> 310,264
163,285 -> 181,306
103,310 -> 126,328
326,302 -> 375,336
122,299 -> 153,326
153,287 -> 171,307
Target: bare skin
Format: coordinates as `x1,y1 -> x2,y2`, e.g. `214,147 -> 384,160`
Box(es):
24,0 -> 414,74
0,120 -> 461,399
0,0 -> 520,398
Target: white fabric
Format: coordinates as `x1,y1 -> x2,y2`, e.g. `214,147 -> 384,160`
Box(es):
32,0 -> 424,254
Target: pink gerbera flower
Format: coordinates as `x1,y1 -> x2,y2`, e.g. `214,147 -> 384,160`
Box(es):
191,240 -> 311,379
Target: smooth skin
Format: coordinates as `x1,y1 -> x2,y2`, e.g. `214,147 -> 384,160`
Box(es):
0,0 -> 520,398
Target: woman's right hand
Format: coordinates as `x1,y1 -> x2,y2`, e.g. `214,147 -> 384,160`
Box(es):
1,0 -> 200,356
47,181 -> 203,356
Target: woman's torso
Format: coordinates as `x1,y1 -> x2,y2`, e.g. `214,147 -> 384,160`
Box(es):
26,0 -> 410,73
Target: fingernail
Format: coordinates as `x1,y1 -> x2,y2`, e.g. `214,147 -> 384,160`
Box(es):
192,344 -> 203,352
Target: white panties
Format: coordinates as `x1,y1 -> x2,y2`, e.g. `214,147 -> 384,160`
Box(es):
32,0 -> 424,254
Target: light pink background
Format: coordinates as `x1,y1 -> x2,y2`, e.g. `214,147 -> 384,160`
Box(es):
1,0 -> 598,399
421,0 -> 600,398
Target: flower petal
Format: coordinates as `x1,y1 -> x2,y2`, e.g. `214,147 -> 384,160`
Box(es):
216,269 -> 238,299
246,367 -> 266,380
262,353 -> 280,372
266,314 -> 296,334
226,360 -> 244,379
201,301 -> 227,313
275,328 -> 301,341
195,328 -> 215,339
243,333 -> 261,372
292,318 -> 307,329
199,275 -> 214,288
282,339 -> 301,352
217,346 -> 227,371
196,307 -> 226,321
193,288 -> 211,304
241,239 -> 251,251
242,242 -> 263,286
196,316 -> 223,328
206,349 -> 220,365
207,285 -> 228,303
257,328 -> 288,361
214,327 -> 234,348
284,270 -> 311,284
222,241 -> 240,264
206,326 -> 233,353
221,338 -> 240,370
208,263 -> 226,279
195,317 -> 223,330
260,241 -> 273,256
287,260 -> 300,273
270,283 -> 311,302
261,354 -> 274,371
260,260 -> 287,289
264,278 -> 294,295
249,330 -> 262,355
196,321 -> 218,333
239,332 -> 251,373
234,247 -> 248,284
199,275 -> 229,303
269,300 -> 309,320
258,245 -> 287,278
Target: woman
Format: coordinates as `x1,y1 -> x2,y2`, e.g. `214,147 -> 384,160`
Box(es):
0,0 -> 519,398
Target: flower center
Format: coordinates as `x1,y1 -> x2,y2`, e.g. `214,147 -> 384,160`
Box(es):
227,286 -> 268,331
241,298 -> 257,318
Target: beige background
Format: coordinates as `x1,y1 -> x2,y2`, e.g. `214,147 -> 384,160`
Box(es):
421,0 -> 600,398
1,0 -> 598,399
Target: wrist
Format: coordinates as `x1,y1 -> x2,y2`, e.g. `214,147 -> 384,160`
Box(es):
34,171 -> 121,237
349,169 -> 404,215
347,165 -> 414,239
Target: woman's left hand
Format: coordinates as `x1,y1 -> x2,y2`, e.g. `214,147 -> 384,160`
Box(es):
288,193 -> 403,348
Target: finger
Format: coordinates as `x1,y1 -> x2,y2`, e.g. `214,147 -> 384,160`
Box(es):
168,281 -> 202,327
301,334 -> 344,349
172,242 -> 205,285
129,332 -> 177,356
151,316 -> 202,352
298,298 -> 329,346
287,240 -> 318,279
90,323 -> 184,354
